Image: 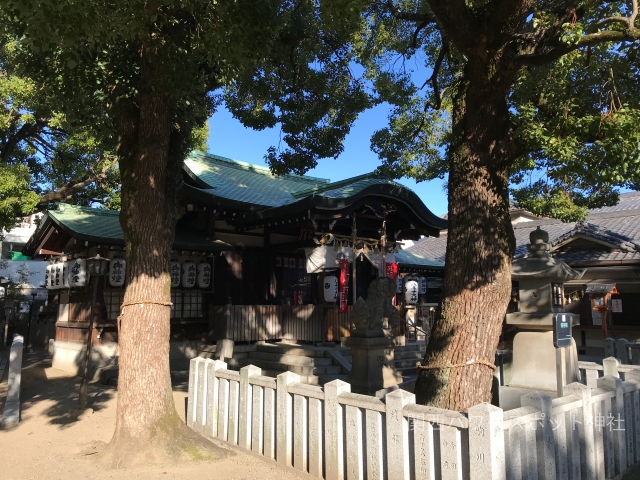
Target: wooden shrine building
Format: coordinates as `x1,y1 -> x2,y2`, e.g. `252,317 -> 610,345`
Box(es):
23,151 -> 446,368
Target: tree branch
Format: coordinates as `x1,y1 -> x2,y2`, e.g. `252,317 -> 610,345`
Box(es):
36,159 -> 116,207
379,0 -> 436,23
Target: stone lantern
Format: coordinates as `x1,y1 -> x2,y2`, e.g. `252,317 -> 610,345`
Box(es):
500,227 -> 584,409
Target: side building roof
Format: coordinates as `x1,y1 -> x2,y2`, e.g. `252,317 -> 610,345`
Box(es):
407,192 -> 640,266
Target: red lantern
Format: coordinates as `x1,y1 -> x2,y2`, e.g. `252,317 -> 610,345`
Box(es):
385,262 -> 398,282
338,259 -> 349,313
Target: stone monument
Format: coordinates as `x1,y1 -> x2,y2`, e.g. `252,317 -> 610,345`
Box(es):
342,277 -> 403,395
499,226 -> 584,409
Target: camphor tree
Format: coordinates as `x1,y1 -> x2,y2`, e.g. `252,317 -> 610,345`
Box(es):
1,0 -> 369,466
350,0 -> 640,410
0,39 -> 122,230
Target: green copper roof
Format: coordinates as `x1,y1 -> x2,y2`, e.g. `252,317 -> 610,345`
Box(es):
184,151 -> 330,207
50,204 -> 123,241
45,204 -> 230,251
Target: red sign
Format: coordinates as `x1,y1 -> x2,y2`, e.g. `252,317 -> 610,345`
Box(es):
385,262 -> 398,281
339,259 -> 349,313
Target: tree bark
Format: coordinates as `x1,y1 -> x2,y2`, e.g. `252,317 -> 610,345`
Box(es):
415,60 -> 517,411
99,64 -> 225,465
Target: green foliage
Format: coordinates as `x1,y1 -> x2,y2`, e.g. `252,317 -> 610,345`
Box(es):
352,0 -> 640,221
0,163 -> 39,230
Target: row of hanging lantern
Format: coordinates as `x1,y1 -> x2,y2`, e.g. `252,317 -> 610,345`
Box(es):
170,261 -> 212,289
46,257 -> 213,290
45,257 -> 128,290
323,273 -> 428,304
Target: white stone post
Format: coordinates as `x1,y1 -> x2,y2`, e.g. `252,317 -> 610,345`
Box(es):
630,381 -> 640,464
228,378 -> 240,445
324,379 -> 351,480
467,403 -> 505,480
616,339 -> 630,364
585,368 -> 600,389
294,393 -> 309,472
598,375 -> 627,475
217,377 -> 230,441
264,387 -> 276,460
521,392 -> 556,480
564,382 -> 596,480
195,357 -> 206,433
603,357 -> 620,378
439,424 -> 466,480
186,357 -> 199,429
385,389 -> 414,480
252,381 -> 265,455
309,397 -> 324,478
345,405 -> 364,480
239,365 -> 261,450
366,410 -> 385,480
277,371 -> 300,468
205,359 -> 227,438
1,334 -> 23,427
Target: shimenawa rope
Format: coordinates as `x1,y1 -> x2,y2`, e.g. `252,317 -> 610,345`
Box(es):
416,359 -> 496,372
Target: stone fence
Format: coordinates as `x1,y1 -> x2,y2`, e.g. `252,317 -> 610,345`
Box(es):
1,334 -> 24,427
187,357 -> 640,479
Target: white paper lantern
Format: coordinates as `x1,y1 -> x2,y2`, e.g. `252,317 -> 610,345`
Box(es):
62,261 -> 70,289
197,262 -> 212,289
181,261 -> 196,288
0,287 -> 5,299
396,275 -> 403,293
70,259 -> 87,287
405,278 -> 419,305
323,275 -> 339,302
170,261 -> 181,288
109,258 -> 126,287
53,263 -> 63,289
419,277 -> 427,295
45,264 -> 53,289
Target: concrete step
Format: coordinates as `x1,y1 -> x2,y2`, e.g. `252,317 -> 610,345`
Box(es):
238,357 -> 341,376
395,342 -> 426,352
256,344 -> 328,358
397,365 -> 418,376
394,359 -> 421,369
248,351 -> 333,367
394,350 -> 424,360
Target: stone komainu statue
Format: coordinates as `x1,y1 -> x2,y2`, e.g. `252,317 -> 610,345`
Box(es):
351,277 -> 401,333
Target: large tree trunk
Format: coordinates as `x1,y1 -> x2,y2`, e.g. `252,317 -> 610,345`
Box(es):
100,71 -> 226,466
415,63 -> 518,411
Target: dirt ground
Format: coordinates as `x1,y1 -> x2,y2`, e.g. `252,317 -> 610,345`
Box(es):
0,350 -> 302,480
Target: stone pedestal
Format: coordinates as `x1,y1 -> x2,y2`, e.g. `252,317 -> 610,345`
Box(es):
342,333 -> 402,395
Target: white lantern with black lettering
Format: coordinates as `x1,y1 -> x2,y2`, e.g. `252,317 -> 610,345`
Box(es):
62,261 -> 70,289
404,277 -> 419,304
53,263 -> 64,289
109,258 -> 126,287
419,276 -> 427,295
70,259 -> 87,287
181,261 -> 196,288
323,275 -> 339,302
45,264 -> 53,289
197,262 -> 212,288
396,275 -> 403,293
170,261 -> 181,288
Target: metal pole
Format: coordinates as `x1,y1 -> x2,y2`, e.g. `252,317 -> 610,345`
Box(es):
351,215 -> 357,304
79,277 -> 99,410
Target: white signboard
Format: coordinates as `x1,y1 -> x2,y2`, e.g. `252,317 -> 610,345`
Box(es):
612,299 -> 622,313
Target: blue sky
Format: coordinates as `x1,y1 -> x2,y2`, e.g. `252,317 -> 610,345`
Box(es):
207,104 -> 449,216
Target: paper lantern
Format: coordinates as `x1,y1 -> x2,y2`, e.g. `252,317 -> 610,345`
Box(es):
323,275 -> 339,302
181,261 -> 196,288
45,264 -> 53,289
197,262 -> 212,288
109,258 -> 126,287
70,259 -> 87,287
396,275 -> 403,293
170,261 -> 181,288
419,277 -> 427,294
404,278 -> 419,305
53,263 -> 63,289
62,261 -> 70,289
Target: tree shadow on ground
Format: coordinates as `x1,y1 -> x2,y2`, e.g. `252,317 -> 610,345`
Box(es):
1,350 -> 115,430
